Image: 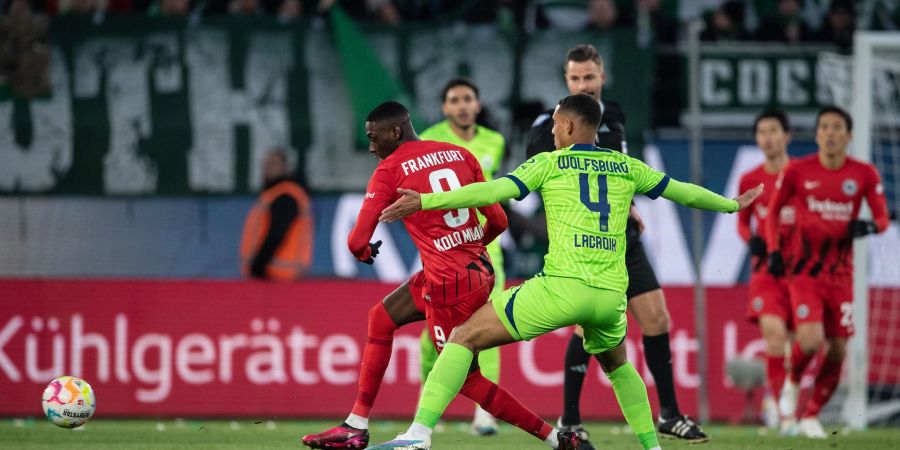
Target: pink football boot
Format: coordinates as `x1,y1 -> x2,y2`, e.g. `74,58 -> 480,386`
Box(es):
302,424 -> 370,449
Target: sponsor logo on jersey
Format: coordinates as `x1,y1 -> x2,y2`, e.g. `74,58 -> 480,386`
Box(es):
365,192 -> 376,199
806,196 -> 853,220
842,179 -> 858,196
803,180 -> 821,190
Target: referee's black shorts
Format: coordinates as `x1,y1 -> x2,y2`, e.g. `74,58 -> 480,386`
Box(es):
625,217 -> 661,300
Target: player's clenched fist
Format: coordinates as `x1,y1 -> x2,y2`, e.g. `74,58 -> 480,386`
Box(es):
362,240 -> 382,265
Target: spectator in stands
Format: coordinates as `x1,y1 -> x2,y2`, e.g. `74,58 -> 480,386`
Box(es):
316,0 -> 400,24
147,0 -> 190,16
618,0 -> 678,44
0,0 -> 50,97
230,0 -> 261,15
537,0 -> 589,31
362,0 -> 400,24
55,0 -> 91,14
240,149 -> 314,281
585,0 -> 618,30
756,0 -> 814,43
700,1 -> 747,42
277,0 -> 302,21
810,0 -> 855,48
445,0 -> 501,25
868,0 -> 900,31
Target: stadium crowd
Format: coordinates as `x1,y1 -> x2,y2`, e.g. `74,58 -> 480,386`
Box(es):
2,0 -> 898,43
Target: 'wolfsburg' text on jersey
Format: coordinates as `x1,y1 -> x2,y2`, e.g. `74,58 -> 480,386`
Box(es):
504,144 -> 669,293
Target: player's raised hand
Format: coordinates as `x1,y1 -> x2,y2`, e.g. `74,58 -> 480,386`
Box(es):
380,188 -> 422,223
735,183 -> 764,210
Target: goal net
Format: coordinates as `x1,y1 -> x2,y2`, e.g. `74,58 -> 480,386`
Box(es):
818,32 -> 900,429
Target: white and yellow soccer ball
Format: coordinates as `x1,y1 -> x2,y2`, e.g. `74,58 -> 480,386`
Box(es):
41,376 -> 96,429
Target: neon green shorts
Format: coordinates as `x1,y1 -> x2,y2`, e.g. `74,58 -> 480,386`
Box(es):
491,275 -> 627,354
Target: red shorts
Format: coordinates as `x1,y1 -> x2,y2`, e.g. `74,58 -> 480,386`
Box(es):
408,270 -> 494,351
746,271 -> 792,327
789,275 -> 855,337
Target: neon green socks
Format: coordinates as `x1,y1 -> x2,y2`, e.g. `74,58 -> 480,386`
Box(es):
607,362 -> 660,450
413,343 -> 474,428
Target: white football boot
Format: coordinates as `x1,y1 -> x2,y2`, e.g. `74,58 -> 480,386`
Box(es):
470,407 -> 498,436
778,380 -> 800,420
798,417 -> 828,439
365,433 -> 431,450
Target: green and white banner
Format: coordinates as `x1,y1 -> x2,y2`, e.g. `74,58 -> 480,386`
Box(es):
0,16 -> 652,195
682,43 -> 842,126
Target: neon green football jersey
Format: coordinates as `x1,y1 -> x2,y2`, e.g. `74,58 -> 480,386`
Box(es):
505,143 -> 669,293
420,120 -> 505,180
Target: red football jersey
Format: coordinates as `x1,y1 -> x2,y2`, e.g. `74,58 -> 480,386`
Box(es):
348,140 -> 507,305
766,154 -> 889,278
737,160 -> 796,273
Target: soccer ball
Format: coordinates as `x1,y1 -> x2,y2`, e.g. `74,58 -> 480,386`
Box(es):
41,376 -> 96,429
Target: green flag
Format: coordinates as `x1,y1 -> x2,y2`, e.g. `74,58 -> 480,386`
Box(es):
330,6 -> 422,146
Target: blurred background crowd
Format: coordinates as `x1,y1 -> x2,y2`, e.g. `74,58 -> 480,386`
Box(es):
3,0 -> 899,120
3,0 -> 899,42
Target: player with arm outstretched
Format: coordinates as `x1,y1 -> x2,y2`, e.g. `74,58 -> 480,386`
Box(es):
302,101 -> 581,450
766,106 -> 890,439
369,94 -> 763,450
736,108 -> 796,432
526,44 -> 707,444
418,78 -> 507,436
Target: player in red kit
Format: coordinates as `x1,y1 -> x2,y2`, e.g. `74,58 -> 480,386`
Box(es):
302,102 -> 582,450
766,106 -> 890,438
736,109 -> 796,432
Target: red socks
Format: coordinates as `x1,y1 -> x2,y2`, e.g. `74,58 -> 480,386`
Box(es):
351,303 -> 398,418
459,371 -> 554,440
766,355 -> 787,399
789,341 -> 816,384
784,340 -> 844,419
802,357 -> 844,418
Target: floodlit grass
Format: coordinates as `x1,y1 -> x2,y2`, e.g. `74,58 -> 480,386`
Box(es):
2,418 -> 898,449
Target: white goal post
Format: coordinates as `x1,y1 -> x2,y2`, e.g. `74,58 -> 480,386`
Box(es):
822,31 -> 900,430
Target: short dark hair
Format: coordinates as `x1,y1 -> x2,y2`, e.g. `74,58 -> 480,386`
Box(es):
816,105 -> 853,132
557,94 -> 602,130
366,101 -> 409,124
441,78 -> 479,103
564,44 -> 603,71
753,108 -> 790,133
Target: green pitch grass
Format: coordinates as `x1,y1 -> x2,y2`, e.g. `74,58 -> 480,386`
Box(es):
2,418 -> 899,449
